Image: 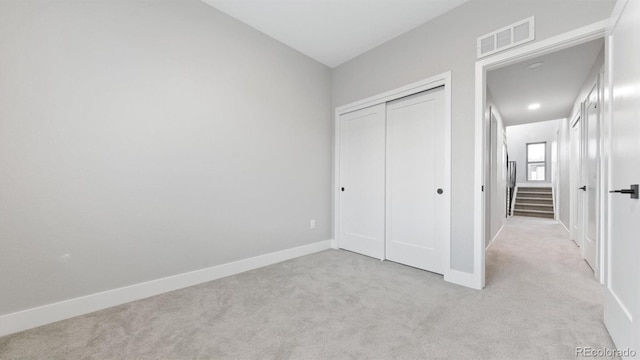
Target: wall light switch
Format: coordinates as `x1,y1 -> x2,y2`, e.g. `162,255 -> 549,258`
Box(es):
310,219 -> 316,230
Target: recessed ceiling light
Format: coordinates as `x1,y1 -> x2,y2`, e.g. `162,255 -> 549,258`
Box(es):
528,103 -> 541,110
527,62 -> 544,70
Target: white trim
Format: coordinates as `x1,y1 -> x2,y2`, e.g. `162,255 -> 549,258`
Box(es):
486,224 -> 505,251
596,65 -> 607,284
608,288 -> 633,323
559,220 -> 570,235
608,0 -> 629,34
568,111 -> 581,243
0,240 -> 334,337
333,71 -> 453,284
603,33 -> 614,289
475,21 -> 608,289
335,72 -> 450,115
444,269 -> 482,290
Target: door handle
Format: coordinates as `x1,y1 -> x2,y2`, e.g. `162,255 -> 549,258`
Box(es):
579,185 -> 586,191
609,184 -> 638,199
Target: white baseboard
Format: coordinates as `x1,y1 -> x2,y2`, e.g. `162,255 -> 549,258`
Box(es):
444,269 -> 483,290
485,224 -> 505,251
558,220 -> 570,234
0,239 -> 334,337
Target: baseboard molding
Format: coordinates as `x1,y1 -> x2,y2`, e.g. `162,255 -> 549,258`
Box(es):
0,239 -> 334,337
558,220 -> 570,234
485,224 -> 505,251
444,269 -> 483,290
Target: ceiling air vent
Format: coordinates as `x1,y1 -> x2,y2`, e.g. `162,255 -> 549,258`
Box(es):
477,17 -> 535,58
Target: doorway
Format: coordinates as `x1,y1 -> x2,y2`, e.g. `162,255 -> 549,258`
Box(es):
475,24 -> 605,288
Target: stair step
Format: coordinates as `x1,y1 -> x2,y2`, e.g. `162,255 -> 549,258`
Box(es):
514,209 -> 554,214
513,209 -> 555,219
515,197 -> 553,203
515,204 -> 554,211
518,187 -> 552,193
515,202 -> 553,206
517,192 -> 552,198
513,211 -> 555,219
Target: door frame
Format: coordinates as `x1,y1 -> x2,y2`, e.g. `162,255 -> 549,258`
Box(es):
474,21 -> 609,289
582,80 -> 602,274
569,111 -> 583,247
333,71 -> 452,280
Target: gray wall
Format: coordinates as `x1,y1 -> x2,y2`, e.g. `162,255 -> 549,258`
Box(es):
0,0 -> 332,315
332,0 -> 615,273
506,119 -> 560,184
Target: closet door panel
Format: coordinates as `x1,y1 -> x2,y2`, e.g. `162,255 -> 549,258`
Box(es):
338,104 -> 386,259
386,87 -> 445,273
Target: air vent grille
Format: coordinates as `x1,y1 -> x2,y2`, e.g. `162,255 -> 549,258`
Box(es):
513,22 -> 531,43
477,17 -> 535,58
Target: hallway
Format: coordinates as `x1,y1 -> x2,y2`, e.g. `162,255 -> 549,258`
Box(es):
486,216 -> 614,357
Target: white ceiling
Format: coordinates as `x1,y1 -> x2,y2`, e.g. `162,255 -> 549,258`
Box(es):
200,0 -> 469,68
487,39 -> 604,127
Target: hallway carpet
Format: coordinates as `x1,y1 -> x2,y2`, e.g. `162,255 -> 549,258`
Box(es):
0,216 -> 615,359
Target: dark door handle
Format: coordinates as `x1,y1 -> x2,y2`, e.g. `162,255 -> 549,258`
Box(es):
609,184 -> 638,199
579,186 -> 586,191
341,187 -> 345,192
437,188 -> 443,194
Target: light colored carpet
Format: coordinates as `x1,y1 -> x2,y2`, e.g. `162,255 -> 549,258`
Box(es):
0,216 -> 615,359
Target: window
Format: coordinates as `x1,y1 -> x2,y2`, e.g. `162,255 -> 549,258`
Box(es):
526,142 -> 546,181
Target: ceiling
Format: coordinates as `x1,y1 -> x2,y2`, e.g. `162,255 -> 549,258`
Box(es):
487,38 -> 604,127
200,0 -> 469,68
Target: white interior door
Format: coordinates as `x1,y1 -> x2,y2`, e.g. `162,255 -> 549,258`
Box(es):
338,104 -> 386,259
385,87 -> 446,274
583,84 -> 599,272
604,0 -> 640,353
570,117 -> 583,247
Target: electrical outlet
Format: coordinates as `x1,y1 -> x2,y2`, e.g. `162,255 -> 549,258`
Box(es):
310,219 -> 316,230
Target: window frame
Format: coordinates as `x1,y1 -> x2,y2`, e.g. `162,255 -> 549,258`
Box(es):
526,141 -> 546,182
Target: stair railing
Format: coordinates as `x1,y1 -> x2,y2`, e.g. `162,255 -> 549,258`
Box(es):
506,161 -> 516,216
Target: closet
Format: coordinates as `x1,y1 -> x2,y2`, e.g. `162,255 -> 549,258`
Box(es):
337,86 -> 447,274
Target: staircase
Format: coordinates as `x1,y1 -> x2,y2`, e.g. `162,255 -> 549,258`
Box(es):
513,186 -> 554,219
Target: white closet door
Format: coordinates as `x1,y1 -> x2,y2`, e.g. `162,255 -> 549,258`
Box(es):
583,84 -> 599,272
338,104 -> 386,259
385,87 -> 445,274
